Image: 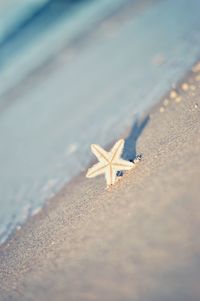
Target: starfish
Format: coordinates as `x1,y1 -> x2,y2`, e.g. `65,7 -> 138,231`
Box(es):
86,139 -> 135,188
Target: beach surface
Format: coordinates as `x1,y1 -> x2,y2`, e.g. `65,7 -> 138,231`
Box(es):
0,72 -> 200,301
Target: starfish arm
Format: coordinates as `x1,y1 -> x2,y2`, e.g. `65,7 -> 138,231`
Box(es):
86,162 -> 107,178
91,144 -> 109,163
110,139 -> 125,161
105,165 -> 116,186
112,159 -> 134,171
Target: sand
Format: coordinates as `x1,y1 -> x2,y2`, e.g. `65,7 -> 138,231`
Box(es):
0,73 -> 200,301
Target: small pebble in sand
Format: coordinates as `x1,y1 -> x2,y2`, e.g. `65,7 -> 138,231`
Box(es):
190,84 -> 196,91
194,103 -> 198,108
175,96 -> 182,103
181,83 -> 189,91
192,62 -> 200,73
133,154 -> 142,163
163,99 -> 169,106
170,90 -> 177,99
160,106 -> 165,112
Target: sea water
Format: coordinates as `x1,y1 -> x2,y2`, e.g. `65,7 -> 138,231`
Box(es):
0,0 -> 200,243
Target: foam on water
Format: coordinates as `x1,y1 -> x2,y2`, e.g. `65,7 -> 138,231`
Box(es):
0,0 -> 200,243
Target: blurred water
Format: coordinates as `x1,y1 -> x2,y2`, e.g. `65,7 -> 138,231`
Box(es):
0,0 -> 200,243
0,0 -> 131,96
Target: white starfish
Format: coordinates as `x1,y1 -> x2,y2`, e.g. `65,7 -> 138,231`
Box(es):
86,139 -> 134,188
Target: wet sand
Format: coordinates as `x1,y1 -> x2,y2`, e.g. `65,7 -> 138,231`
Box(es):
0,72 -> 200,301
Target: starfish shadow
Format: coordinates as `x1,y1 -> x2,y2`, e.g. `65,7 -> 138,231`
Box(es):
117,114 -> 150,176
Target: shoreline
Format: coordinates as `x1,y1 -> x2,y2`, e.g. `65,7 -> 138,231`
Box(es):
0,65 -> 197,247
0,69 -> 200,300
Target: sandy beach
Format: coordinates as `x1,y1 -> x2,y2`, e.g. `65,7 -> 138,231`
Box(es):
0,70 -> 200,300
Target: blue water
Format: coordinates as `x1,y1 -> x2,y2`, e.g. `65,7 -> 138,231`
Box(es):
0,0 -> 200,243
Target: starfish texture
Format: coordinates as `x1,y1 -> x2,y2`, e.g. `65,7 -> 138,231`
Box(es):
86,139 -> 134,188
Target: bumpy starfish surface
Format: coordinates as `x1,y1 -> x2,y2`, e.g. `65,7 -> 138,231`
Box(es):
86,139 -> 134,188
